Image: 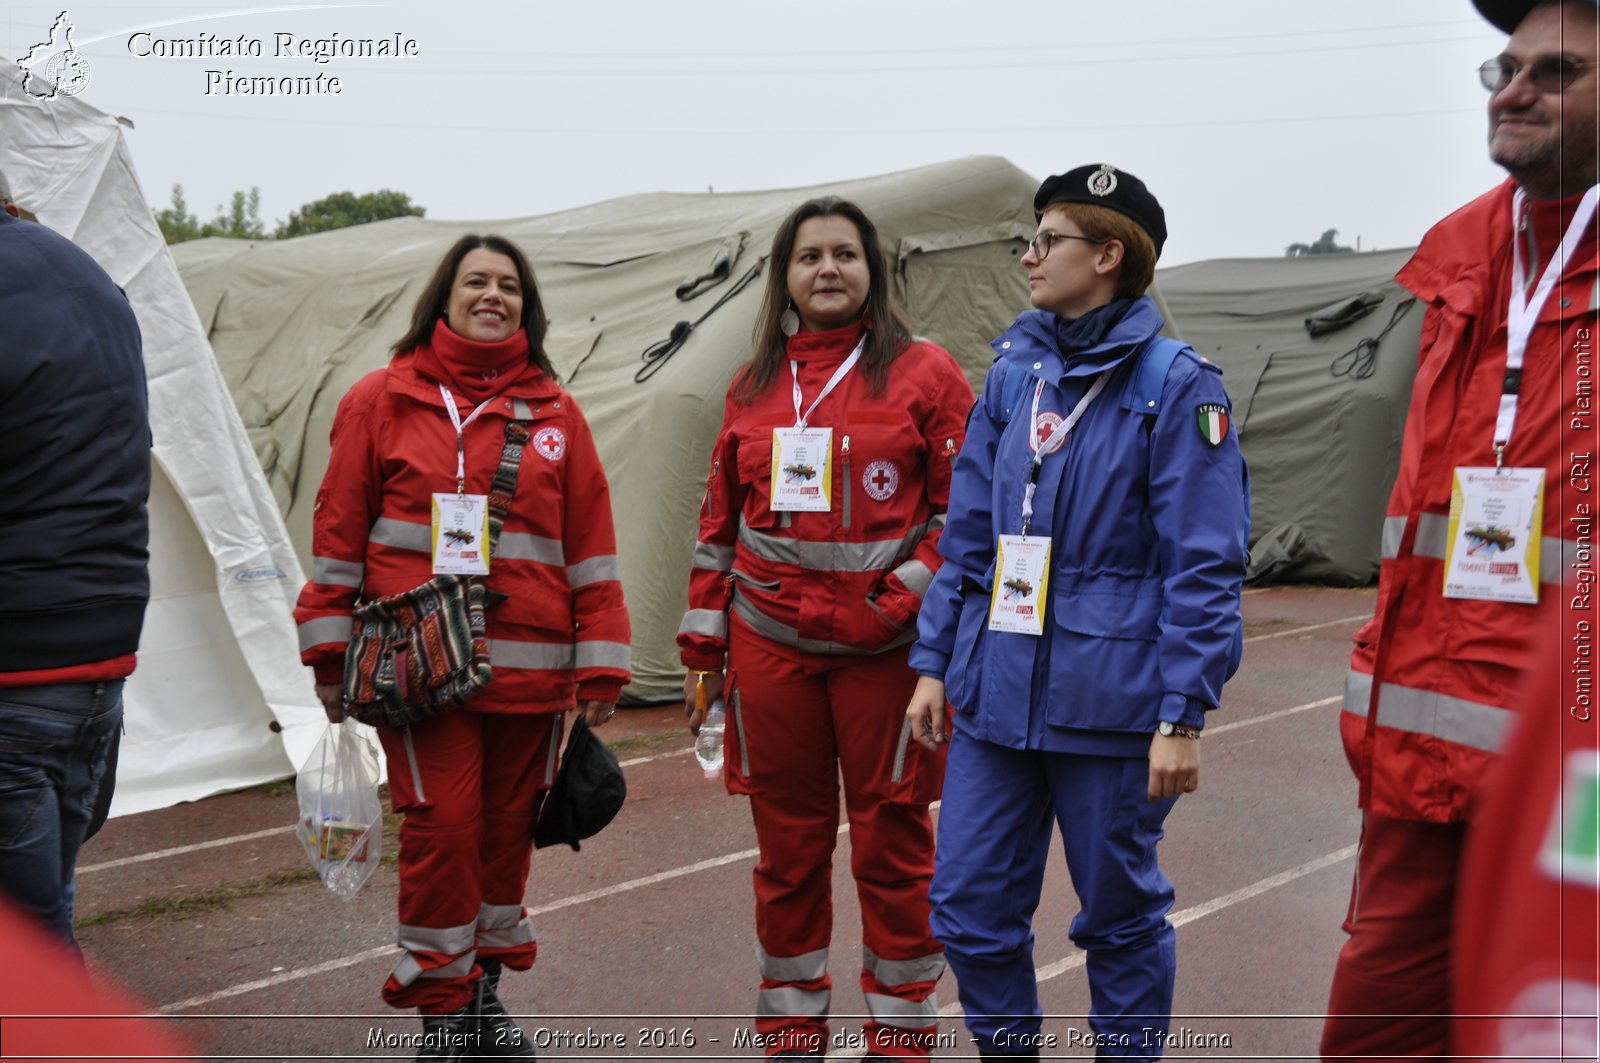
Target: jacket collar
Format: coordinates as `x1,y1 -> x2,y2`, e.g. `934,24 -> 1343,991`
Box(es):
990,295 -> 1165,385
384,348 -> 561,409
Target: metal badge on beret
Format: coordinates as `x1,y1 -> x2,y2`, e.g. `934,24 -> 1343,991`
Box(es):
1087,165 -> 1118,197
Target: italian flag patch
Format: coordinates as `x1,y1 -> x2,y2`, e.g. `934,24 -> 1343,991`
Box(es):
1196,403 -> 1229,446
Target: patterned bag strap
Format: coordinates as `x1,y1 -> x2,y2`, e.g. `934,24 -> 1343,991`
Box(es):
485,421 -> 533,554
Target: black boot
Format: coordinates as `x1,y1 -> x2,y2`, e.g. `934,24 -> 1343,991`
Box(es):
476,958 -> 537,1059
414,1000 -> 482,1062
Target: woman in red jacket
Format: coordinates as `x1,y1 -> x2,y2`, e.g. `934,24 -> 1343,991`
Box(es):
295,235 -> 631,1059
678,197 -> 974,1060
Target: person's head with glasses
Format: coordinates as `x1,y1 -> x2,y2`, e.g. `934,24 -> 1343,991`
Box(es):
1473,0 -> 1599,199
1021,165 -> 1164,319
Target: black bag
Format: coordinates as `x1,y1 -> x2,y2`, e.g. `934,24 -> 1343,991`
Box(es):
534,716 -> 626,851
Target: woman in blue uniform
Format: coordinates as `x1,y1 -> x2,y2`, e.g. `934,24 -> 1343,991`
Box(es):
905,165 -> 1249,1060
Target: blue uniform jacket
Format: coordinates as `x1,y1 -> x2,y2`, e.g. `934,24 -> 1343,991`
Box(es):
909,296 -> 1250,757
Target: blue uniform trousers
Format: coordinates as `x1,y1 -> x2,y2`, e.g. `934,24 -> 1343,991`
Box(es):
930,730 -> 1179,1059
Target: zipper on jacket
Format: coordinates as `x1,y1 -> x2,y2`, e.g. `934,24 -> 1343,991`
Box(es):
841,434 -> 852,528
705,457 -> 719,518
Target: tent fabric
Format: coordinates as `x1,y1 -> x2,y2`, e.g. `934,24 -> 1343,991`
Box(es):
1155,248 -> 1422,585
172,157 -> 1049,702
0,69 -> 324,814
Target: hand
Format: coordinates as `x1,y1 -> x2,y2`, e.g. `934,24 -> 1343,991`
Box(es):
315,683 -> 345,724
579,700 -> 615,728
1147,732 -> 1201,801
907,675 -> 949,752
682,670 -> 725,736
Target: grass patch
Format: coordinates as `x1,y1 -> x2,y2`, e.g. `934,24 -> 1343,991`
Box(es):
607,730 -> 685,758
77,867 -> 322,928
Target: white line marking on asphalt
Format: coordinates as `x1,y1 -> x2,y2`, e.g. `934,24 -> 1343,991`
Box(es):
78,826 -> 296,875
1243,614 -> 1368,643
1205,696 -> 1341,737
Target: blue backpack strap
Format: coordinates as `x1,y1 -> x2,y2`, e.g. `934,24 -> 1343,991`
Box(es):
1119,334 -> 1187,415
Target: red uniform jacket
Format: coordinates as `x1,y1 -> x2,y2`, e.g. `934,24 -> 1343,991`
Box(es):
1341,179 -> 1597,821
295,353 -> 631,710
678,324 -> 974,669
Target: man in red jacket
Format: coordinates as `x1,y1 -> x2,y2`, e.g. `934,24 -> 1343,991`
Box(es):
1321,1 -> 1599,1057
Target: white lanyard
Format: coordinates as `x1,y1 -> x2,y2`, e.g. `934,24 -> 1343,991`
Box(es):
438,384 -> 499,494
789,337 -> 866,429
1499,184 -> 1599,463
1019,371 -> 1110,535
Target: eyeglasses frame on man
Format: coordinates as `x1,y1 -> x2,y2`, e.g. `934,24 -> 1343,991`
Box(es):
1479,53 -> 1599,93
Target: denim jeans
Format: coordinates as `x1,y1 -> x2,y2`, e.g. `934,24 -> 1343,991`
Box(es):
0,681 -> 124,948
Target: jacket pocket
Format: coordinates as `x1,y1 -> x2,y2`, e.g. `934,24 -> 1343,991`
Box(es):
1051,572 -> 1163,640
944,572 -> 992,712
1045,572 -> 1163,731
735,432 -> 780,529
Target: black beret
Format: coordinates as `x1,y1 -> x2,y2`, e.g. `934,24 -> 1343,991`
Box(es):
1034,164 -> 1168,258
1473,0 -> 1598,33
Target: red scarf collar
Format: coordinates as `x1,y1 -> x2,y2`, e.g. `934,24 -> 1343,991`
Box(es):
413,319 -> 534,404
784,321 -> 866,365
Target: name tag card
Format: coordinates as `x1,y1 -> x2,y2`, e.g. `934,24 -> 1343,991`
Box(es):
988,534 -> 1052,636
1443,466 -> 1544,604
770,427 -> 833,512
431,493 -> 491,575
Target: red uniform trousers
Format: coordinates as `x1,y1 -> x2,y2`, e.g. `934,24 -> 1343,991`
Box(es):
375,710 -> 558,1013
726,617 -> 947,1060
1320,814 -> 1468,1060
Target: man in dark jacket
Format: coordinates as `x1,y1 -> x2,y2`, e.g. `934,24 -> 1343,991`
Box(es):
0,167 -> 150,954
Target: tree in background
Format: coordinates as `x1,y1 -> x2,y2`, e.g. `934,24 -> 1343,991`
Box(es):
153,184 -> 266,243
275,189 -> 424,238
1285,228 -> 1354,257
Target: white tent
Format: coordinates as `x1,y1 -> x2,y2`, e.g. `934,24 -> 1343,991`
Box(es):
0,68 -> 324,815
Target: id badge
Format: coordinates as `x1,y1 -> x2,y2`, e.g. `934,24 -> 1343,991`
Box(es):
431,493 -> 491,575
770,427 -> 833,512
988,534 -> 1051,636
1443,466 -> 1544,604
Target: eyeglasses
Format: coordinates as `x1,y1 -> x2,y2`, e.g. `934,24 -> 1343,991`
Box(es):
1479,54 -> 1598,93
1027,231 -> 1102,261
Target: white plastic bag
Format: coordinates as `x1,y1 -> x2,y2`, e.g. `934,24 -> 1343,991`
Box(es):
295,719 -> 383,901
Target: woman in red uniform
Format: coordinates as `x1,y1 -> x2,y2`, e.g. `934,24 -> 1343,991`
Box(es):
678,197 -> 974,1060
295,235 -> 631,1059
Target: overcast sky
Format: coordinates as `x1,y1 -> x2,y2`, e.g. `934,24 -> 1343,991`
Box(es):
2,1 -> 1511,266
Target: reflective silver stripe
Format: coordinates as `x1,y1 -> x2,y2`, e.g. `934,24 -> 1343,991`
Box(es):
693,540 -> 735,571
732,590 -> 917,655
864,991 -> 940,1028
476,904 -> 535,950
545,714 -> 563,785
890,718 -> 913,785
757,944 -> 829,983
864,948 -> 947,987
756,986 -> 831,1018
391,920 -> 478,986
891,558 -> 934,597
312,556 -> 364,588
929,512 -> 947,531
496,531 -> 565,567
511,399 -> 535,418
490,639 -> 574,670
678,609 -> 729,639
567,554 -> 621,588
402,725 -> 427,804
575,641 -> 631,671
298,615 -> 352,651
392,951 -> 476,987
370,516 -> 429,552
737,519 -> 928,573
1386,512 -> 1571,585
1343,669 -> 1511,754
733,688 -> 749,776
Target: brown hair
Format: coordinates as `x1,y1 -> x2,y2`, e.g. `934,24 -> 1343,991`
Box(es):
1046,203 -> 1158,299
392,234 -> 555,378
734,196 -> 913,404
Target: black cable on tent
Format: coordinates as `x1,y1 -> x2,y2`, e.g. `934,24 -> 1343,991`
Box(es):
635,256 -> 767,384
1330,296 -> 1417,380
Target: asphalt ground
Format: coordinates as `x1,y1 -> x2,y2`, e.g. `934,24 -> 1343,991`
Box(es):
65,585 -> 1374,1062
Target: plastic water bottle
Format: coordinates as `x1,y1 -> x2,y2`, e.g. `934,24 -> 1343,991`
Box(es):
694,697 -> 725,778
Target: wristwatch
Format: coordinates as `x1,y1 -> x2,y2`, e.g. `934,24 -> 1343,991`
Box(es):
1157,720 -> 1202,740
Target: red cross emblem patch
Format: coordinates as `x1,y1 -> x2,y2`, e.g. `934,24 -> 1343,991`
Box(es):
533,426 -> 567,462
862,460 -> 900,501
